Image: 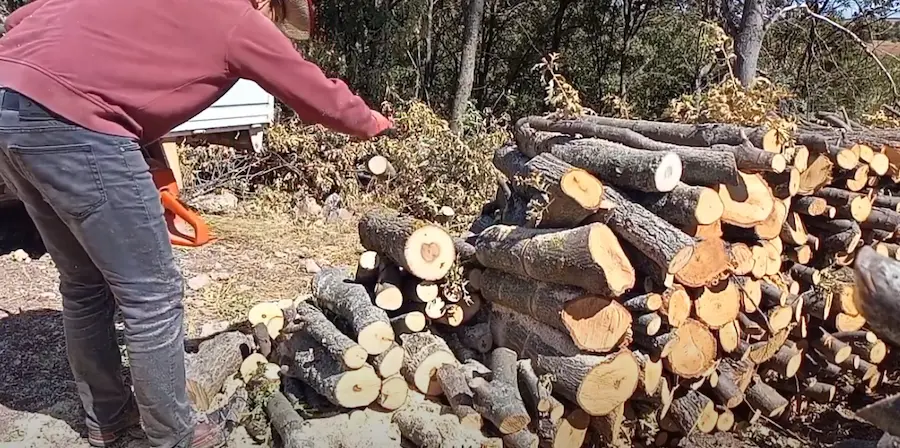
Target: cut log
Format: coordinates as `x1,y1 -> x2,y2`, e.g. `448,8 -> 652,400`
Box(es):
765,168 -> 800,199
788,263 -> 821,286
265,391 -> 320,448
793,196 -> 828,217
471,348 -> 531,434
623,293 -> 663,313
392,401 -> 499,448
635,313 -> 663,337
711,359 -> 752,408
716,407 -> 736,432
873,194 -> 900,212
355,251 -> 382,284
835,331 -> 888,364
577,116 -> 780,151
377,375 -> 409,410
798,154 -> 834,195
532,349 -> 640,416
518,359 -> 565,421
480,268 -> 632,353
692,279 -> 742,329
399,331 -> 458,396
633,183 -> 724,228
781,211 -> 809,246
634,350 -> 664,396
811,327 -> 853,364
737,312 -> 765,337
661,318 -> 718,378
492,146 -> 606,228
490,304 -> 581,359
744,378 -> 789,418
589,403 -> 624,445
784,245 -> 813,265
761,345 -> 803,378
717,172 -> 776,229
475,223 -> 635,295
404,277 -> 439,303
416,298 -> 446,320
813,187 -> 873,222
358,209 -> 456,281
668,390 -> 718,435
797,133 -> 859,170
719,320 -> 742,353
313,267 -> 395,355
501,430 -> 540,448
521,116 -> 742,185
293,302 -> 369,370
284,332 -> 381,408
660,286 -> 692,327
184,331 -> 249,412
734,277 -> 762,313
370,342 -> 404,378
803,382 -> 836,403
845,165 -> 870,191
585,185 -> 696,274
391,311 -> 427,335
728,243 -> 755,275
533,138 -> 683,193
366,155 -> 396,178
675,235 -> 730,288
435,364 -> 482,430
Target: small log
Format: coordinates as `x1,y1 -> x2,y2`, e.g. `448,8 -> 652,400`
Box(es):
265,391 -> 320,448
294,302 -> 369,370
366,154 -> 396,178
712,358 -> 752,408
416,298 -> 446,320
744,378 -> 789,418
716,407 -> 735,432
533,349 -> 640,416
391,311 -> 427,335
355,251 -> 382,284
803,382 -> 836,403
589,403 -> 625,445
184,331 -> 249,412
788,263 -> 821,286
660,286 -> 692,328
737,312 -> 765,338
475,224 -> 635,295
668,390 -> 718,435
798,133 -> 859,170
284,332 -> 381,408
633,183 -> 724,228
760,344 -> 803,378
622,293 -> 663,313
490,304 -> 581,359
358,209 -> 456,281
377,374 -> 409,410
798,154 -> 834,195
252,322 -> 272,359
728,243 -> 755,275
835,331 -> 888,364
660,319 -> 718,378
781,211 -> 809,246
813,187 -> 873,222
370,342 -> 404,378
635,313 -> 663,336
873,194 -> 900,212
480,268 -> 632,353
436,364 -> 482,430
862,208 -> 900,233
392,400 -> 500,448
313,268 -> 395,355
793,196 -> 828,217
403,277 -> 439,303
399,331 -> 458,396
634,350 -> 664,396
585,185 -> 696,274
811,327 -> 853,364
501,430 -> 540,448
734,276 -> 762,314
470,349 -> 531,435
517,359 -> 565,422
784,245 -> 813,265
835,312 -> 868,332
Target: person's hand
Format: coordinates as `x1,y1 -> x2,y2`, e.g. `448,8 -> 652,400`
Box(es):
371,110 -> 398,139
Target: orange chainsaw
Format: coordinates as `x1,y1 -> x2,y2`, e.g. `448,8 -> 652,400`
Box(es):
147,151 -> 213,248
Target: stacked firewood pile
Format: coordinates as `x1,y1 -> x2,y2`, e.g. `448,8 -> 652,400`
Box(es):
181,111 -> 900,448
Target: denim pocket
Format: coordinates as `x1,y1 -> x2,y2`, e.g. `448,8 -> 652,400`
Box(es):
8,142 -> 107,219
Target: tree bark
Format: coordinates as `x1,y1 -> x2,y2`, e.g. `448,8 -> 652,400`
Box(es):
733,0 -> 765,86
449,0 -> 485,133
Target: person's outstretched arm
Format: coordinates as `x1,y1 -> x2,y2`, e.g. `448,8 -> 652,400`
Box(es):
225,9 -> 389,139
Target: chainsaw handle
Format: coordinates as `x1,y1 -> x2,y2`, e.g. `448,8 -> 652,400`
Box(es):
159,190 -> 211,247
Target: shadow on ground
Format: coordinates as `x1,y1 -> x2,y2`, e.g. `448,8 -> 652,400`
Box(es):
0,308 -> 85,437
0,204 -> 46,257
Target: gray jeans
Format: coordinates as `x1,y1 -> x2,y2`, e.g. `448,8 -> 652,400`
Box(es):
0,88 -> 193,447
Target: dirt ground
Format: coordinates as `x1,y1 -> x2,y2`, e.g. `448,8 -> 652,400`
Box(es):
0,201 -> 896,448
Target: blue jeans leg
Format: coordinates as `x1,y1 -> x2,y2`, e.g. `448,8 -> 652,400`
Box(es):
0,89 -> 194,448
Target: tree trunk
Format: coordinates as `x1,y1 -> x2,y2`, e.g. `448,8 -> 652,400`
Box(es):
733,0 -> 766,87
449,0 -> 485,133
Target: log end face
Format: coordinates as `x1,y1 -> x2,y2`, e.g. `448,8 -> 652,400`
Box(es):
587,223 -> 637,295
561,169 -> 605,210
772,154 -> 787,174
654,152 -> 683,193
359,321 -> 396,355
561,296 -> 633,353
335,366 -> 383,408
576,350 -> 640,416
668,245 -> 695,275
345,346 -> 370,370
405,225 -> 456,281
695,188 -> 725,226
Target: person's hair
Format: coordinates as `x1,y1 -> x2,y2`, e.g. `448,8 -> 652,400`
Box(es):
270,0 -> 287,24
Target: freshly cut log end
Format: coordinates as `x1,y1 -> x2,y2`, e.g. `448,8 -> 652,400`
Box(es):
377,375 -> 409,410
294,302 -> 369,370
654,152 -> 684,192
716,172 -> 775,228
391,311 -> 427,335
355,251 -> 382,283
623,293 -> 663,313
675,235 -> 730,288
716,407 -> 736,432
358,210 -> 456,281
728,244 -> 755,275
366,155 -> 396,177
692,279 -> 741,329
562,295 -> 633,353
400,331 -> 458,396
560,168 -> 606,210
803,382 -> 836,404
549,139 -> 683,193
636,184 -> 724,228
812,328 -> 853,364
371,343 -> 405,378
435,364 -> 482,430
533,350 -> 640,416
668,390 -> 718,435
663,318 -> 718,379
761,345 -> 803,378
660,286 -> 692,328
634,350 -> 663,396
470,376 -> 531,434
635,313 -> 663,337
545,409 -> 590,448
718,320 -> 741,354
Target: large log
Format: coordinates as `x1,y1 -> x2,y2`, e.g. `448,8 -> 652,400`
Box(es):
475,223 -> 635,295
399,331 -> 458,396
585,185 -> 696,274
521,116 -> 751,185
813,187 -> 873,222
532,350 -> 640,416
284,332 -> 381,408
358,209 -> 456,281
492,146 -> 606,228
294,302 -> 369,370
184,331 -> 249,412
655,318 -> 718,379
313,268 -> 395,355
716,172 -> 776,228
480,268 -> 632,353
